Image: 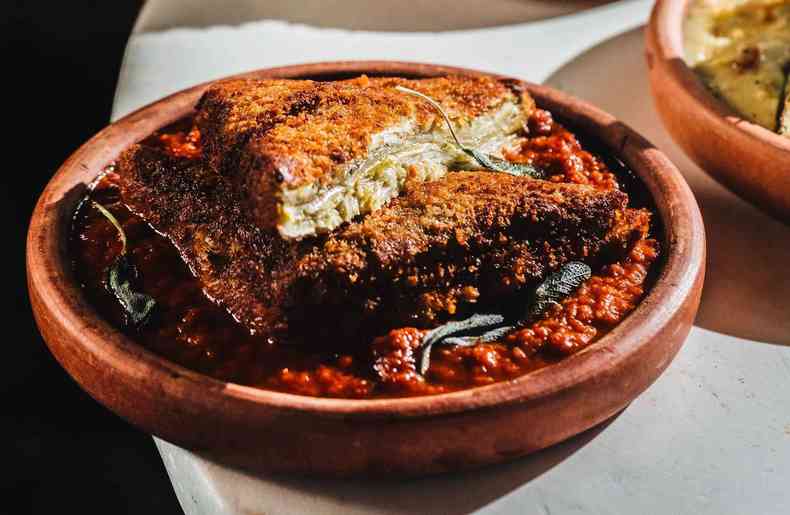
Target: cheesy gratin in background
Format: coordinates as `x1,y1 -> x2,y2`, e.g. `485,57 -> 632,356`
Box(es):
685,0 -> 790,133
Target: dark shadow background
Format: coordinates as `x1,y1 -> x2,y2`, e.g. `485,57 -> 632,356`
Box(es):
4,2 -> 181,513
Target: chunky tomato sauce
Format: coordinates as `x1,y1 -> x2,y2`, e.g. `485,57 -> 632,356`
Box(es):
70,110 -> 659,398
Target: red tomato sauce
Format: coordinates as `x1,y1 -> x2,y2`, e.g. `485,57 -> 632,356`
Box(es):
70,109 -> 660,398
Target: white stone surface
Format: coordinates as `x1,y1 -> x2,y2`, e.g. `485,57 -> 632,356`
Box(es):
156,326 -> 790,515
113,1 -> 650,120
131,0 -> 616,33
114,1 -> 790,513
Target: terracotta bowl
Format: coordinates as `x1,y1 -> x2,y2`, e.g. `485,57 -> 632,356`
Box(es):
27,61 -> 705,477
646,0 -> 790,224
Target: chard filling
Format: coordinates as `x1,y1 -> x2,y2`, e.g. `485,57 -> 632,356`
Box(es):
278,101 -> 525,238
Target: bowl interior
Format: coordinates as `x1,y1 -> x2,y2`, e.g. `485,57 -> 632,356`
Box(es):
27,61 -> 704,417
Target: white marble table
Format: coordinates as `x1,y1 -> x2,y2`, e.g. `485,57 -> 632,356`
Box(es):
114,1 -> 790,513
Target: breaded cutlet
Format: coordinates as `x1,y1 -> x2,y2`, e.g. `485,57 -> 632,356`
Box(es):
195,75 -> 535,238
288,173 -> 648,337
117,145 -> 648,341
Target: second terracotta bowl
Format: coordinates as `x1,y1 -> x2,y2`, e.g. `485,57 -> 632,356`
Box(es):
27,61 -> 705,477
646,0 -> 790,223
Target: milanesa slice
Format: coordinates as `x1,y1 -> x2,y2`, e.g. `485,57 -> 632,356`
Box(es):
195,75 -> 535,238
117,145 -> 648,341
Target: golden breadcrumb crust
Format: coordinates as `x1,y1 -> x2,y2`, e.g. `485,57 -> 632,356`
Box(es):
117,145 -> 645,341
195,75 -> 534,231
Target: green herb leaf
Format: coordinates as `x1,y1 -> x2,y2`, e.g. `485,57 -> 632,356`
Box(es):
92,201 -> 157,329
464,149 -> 543,178
443,325 -> 516,347
418,313 -> 506,375
107,254 -> 157,328
416,261 -> 591,375
91,201 -> 127,254
526,261 -> 591,322
395,85 -> 544,179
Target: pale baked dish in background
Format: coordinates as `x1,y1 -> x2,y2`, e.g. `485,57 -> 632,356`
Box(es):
685,0 -> 790,134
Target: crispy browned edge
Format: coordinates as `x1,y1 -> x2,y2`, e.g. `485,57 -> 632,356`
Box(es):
117,144 -> 646,340
289,172 -> 643,334
194,75 -> 535,230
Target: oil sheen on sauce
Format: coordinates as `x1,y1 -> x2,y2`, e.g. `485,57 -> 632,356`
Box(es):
70,110 -> 659,399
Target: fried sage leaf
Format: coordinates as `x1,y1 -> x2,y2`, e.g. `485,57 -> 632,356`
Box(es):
418,313 -> 506,375
442,324 -> 516,348
395,85 -> 543,179
92,201 -> 157,328
525,261 -> 591,322
416,261 -> 591,375
464,149 -> 541,178
107,254 -> 157,327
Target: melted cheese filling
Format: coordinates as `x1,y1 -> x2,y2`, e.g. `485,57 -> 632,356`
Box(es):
277,100 -> 525,239
685,0 -> 790,132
